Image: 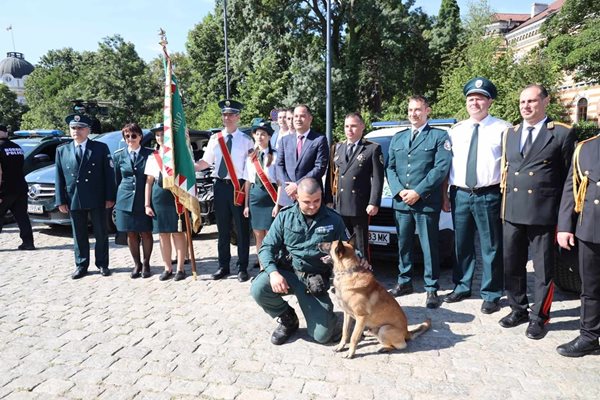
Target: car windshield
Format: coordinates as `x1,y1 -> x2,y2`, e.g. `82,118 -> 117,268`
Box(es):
13,139 -> 41,157
366,135 -> 393,165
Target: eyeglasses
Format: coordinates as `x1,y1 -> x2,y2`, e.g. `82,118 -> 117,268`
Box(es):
124,134 -> 139,139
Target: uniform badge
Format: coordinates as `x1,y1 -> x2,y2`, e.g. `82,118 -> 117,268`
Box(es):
74,115 -> 81,122
315,225 -> 334,234
475,79 -> 483,88
547,121 -> 555,130
108,155 -> 114,168
379,154 -> 384,165
357,154 -> 366,162
225,100 -> 231,107
444,140 -> 452,151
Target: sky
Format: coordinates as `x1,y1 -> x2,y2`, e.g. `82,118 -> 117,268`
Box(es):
1,0 -> 537,65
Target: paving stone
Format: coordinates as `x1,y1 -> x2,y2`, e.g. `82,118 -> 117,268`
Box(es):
31,378 -> 74,395
165,378 -> 208,396
201,384 -> 239,400
236,389 -> 275,400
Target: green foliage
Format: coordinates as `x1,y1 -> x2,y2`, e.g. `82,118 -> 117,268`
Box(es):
573,120 -> 599,141
0,85 -> 26,131
544,0 -> 600,82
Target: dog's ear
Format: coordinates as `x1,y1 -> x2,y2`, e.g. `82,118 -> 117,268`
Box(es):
347,233 -> 356,249
335,238 -> 345,257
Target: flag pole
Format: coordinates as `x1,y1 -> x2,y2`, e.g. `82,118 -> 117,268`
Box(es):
184,211 -> 198,279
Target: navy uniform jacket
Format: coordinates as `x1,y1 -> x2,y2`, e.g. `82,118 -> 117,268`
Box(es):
503,119 -> 576,226
558,135 -> 600,244
55,140 -> 116,210
386,125 -> 452,213
114,147 -> 154,213
324,140 -> 384,217
277,130 -> 329,184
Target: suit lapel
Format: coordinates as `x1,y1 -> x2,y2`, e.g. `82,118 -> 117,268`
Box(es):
410,125 -> 428,150
296,130 -> 312,164
342,141 -> 363,174
522,120 -> 553,163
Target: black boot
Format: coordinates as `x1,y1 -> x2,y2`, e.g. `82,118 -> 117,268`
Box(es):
271,306 -> 299,345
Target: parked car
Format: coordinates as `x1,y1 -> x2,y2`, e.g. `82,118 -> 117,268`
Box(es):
12,131 -> 72,176
26,129 -> 213,231
364,119 -> 457,267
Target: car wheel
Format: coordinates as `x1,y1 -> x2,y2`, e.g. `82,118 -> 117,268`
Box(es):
553,245 -> 581,294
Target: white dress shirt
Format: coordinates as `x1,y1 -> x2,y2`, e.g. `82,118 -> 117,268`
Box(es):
201,128 -> 254,180
520,117 -> 547,152
246,148 -> 277,184
449,114 -> 511,188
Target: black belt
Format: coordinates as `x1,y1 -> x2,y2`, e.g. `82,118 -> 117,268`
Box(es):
451,184 -> 500,195
215,178 -> 245,185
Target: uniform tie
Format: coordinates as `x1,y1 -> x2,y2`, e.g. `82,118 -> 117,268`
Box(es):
522,126 -> 534,158
465,123 -> 480,188
256,152 -> 265,188
346,143 -> 355,162
410,129 -> 418,146
296,135 -> 304,159
76,144 -> 83,165
218,134 -> 233,179
131,151 -> 137,164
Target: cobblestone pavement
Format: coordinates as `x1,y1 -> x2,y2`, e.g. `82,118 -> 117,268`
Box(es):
0,222 -> 599,400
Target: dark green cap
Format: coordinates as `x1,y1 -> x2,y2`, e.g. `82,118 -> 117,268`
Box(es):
218,99 -> 244,114
251,120 -> 274,136
463,77 -> 497,99
65,114 -> 92,128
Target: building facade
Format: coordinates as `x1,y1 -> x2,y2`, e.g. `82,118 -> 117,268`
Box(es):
0,52 -> 35,105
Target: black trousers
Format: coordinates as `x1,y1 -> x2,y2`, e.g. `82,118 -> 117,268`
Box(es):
342,214 -> 369,260
0,191 -> 34,246
578,239 -> 600,341
214,179 -> 249,272
503,221 -> 555,322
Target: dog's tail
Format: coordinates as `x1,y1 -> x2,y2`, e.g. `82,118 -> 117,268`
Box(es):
407,318 -> 431,341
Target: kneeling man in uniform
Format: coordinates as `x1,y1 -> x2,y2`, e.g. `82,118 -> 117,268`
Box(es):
250,178 -> 347,345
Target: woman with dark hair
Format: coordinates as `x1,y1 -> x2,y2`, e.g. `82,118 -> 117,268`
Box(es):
113,123 -> 154,278
243,122 -> 278,270
144,124 -> 187,281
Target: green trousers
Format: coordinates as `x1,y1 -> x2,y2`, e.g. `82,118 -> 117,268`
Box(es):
250,269 -> 337,344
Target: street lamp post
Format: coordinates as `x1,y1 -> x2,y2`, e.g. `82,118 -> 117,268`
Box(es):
223,0 -> 230,99
326,0 -> 332,145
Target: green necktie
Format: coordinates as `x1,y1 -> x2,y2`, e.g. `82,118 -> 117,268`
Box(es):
218,134 -> 233,179
256,152 -> 265,187
465,123 -> 479,188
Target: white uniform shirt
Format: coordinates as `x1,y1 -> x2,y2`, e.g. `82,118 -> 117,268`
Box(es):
201,128 -> 253,180
246,148 -> 278,184
520,117 -> 547,152
449,114 -> 511,188
144,153 -> 160,179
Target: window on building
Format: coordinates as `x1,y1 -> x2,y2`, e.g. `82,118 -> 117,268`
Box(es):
577,98 -> 588,122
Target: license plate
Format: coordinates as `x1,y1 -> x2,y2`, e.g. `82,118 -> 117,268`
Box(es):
28,204 -> 44,214
368,231 -> 389,245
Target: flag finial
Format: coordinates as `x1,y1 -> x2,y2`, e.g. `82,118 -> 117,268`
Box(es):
158,28 -> 167,46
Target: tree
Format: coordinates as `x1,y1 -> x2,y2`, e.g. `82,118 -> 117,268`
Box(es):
0,85 -> 26,131
544,0 -> 600,83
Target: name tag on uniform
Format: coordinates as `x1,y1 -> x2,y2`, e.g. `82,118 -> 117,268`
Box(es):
315,225 -> 334,234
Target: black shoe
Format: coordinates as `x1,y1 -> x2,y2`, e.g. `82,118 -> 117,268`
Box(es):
238,271 -> 249,282
71,267 -> 88,280
525,320 -> 547,340
174,270 -> 186,281
389,283 -> 413,297
159,270 -> 173,281
131,265 -> 142,279
99,267 -> 111,277
443,291 -> 471,303
212,268 -> 230,280
499,310 -> 529,328
557,336 -> 600,358
480,300 -> 500,314
426,291 -> 440,309
271,306 -> 299,345
142,264 -> 152,278
17,243 -> 35,250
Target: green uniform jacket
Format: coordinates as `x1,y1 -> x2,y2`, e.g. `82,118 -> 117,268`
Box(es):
259,203 -> 348,275
114,147 -> 154,213
386,124 -> 452,213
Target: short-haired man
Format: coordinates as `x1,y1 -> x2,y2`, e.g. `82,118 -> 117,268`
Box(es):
195,99 -> 254,282
325,112 -> 384,259
442,77 -> 511,314
276,105 -> 329,204
500,84 -> 576,340
0,124 -> 35,250
56,114 -> 116,279
386,96 -> 452,308
251,178 -> 347,345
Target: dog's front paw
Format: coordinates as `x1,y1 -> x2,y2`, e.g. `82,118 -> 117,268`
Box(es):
343,351 -> 356,359
334,343 -> 346,352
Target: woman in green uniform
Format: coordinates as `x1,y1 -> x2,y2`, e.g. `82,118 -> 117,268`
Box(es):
144,125 -> 187,281
114,123 -> 154,278
243,122 -> 278,270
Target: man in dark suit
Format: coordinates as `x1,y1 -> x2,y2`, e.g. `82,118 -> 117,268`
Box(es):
556,134 -> 600,357
325,112 -> 384,259
56,114 -> 116,279
386,95 -> 452,308
500,84 -> 576,339
276,105 -> 329,205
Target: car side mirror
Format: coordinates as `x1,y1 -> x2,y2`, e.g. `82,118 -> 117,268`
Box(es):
33,154 -> 51,163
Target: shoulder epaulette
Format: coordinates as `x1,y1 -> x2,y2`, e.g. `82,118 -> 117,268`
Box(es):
548,121 -> 572,130
114,148 -> 125,153
279,204 -> 294,213
513,124 -> 521,131
395,128 -> 410,135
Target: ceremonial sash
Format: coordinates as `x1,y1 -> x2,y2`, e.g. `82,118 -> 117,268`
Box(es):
251,152 -> 277,203
216,132 -> 245,206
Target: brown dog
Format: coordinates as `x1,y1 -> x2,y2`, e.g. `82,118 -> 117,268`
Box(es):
320,237 -> 431,358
